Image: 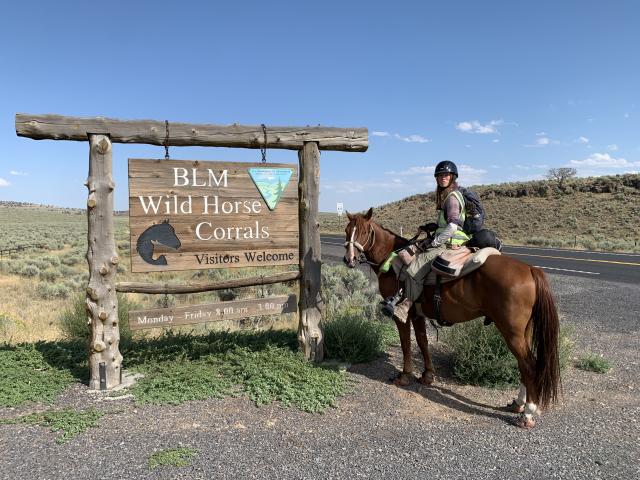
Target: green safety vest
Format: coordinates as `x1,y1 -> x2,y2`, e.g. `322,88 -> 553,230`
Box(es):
435,190 -> 471,246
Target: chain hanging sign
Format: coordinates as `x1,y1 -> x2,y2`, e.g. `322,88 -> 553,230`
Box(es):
129,159 -> 299,272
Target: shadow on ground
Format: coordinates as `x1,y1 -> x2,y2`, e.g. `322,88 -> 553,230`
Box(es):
348,344 -> 517,426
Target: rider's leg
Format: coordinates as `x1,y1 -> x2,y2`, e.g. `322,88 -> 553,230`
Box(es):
386,246 -> 446,322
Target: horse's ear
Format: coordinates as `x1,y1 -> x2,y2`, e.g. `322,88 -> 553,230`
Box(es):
364,207 -> 373,220
346,211 -> 353,220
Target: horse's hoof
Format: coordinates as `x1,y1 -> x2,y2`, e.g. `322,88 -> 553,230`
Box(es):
418,372 -> 435,386
507,400 -> 525,413
515,414 -> 536,429
391,372 -> 414,386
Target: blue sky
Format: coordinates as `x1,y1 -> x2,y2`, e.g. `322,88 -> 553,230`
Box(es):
1,1 -> 638,213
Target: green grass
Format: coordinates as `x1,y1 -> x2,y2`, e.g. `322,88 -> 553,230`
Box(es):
441,320 -> 573,388
148,447 -> 199,470
0,330 -> 346,413
0,408 -> 104,443
0,343 -> 78,406
577,353 -> 612,373
125,331 -> 345,413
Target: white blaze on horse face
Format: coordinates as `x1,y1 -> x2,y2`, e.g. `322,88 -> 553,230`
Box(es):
347,225 -> 357,262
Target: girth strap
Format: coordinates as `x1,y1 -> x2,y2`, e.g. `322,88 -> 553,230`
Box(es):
431,275 -> 452,328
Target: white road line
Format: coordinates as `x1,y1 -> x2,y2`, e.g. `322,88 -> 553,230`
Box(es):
505,245 -> 640,257
536,266 -> 600,275
322,241 -> 345,246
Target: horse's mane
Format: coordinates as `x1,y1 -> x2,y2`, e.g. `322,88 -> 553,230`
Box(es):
353,214 -> 409,248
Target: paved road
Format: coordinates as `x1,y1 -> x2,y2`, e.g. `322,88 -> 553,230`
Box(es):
321,234 -> 640,285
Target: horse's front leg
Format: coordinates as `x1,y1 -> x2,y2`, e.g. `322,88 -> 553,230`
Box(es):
392,316 -> 415,386
412,313 -> 435,385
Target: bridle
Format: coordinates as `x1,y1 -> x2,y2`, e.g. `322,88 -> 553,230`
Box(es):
344,223 -> 378,266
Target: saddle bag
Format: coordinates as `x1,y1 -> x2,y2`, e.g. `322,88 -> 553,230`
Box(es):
467,229 -> 503,251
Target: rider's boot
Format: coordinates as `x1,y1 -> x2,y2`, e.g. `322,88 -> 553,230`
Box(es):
380,289 -> 403,318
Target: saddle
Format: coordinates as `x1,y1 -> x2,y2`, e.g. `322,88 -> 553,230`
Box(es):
425,246 -> 500,285
424,246 -> 500,328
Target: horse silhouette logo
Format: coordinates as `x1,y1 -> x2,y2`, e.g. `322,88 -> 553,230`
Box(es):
136,220 -> 182,266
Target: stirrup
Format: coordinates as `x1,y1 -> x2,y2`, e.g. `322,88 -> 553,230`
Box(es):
380,289 -> 403,318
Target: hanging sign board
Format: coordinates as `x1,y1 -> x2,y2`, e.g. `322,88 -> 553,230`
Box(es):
128,294 -> 297,330
129,159 -> 299,272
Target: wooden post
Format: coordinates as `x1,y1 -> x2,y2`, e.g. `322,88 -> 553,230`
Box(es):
298,142 -> 324,362
86,134 -> 122,389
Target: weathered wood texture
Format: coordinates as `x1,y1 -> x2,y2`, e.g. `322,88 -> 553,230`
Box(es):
298,142 -> 324,362
16,114 -> 368,152
129,295 -> 297,330
116,270 -> 301,294
86,135 -> 122,390
129,159 -> 299,272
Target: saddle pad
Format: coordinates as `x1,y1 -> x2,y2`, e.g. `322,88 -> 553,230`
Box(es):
431,246 -> 475,277
424,247 -> 501,285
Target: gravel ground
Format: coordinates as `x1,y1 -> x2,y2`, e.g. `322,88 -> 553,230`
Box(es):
1,273 -> 638,480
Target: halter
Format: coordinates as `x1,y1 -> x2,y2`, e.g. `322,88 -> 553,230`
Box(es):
344,224 -> 379,266
344,225 -> 375,253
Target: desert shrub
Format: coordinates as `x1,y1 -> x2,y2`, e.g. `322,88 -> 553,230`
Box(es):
319,264 -> 396,363
441,320 -> 572,388
61,255 -> 80,266
19,264 -> 40,277
322,312 -> 395,363
59,293 -> 137,345
0,312 -> 25,342
42,255 -> 61,267
321,264 -> 382,320
59,265 -> 75,278
39,268 -> 61,282
36,283 -> 70,299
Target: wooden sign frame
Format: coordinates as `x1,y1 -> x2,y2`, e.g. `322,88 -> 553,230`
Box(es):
16,113 -> 368,389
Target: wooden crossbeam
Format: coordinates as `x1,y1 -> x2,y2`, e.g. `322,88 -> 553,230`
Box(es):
15,114 -> 368,152
116,270 -> 301,294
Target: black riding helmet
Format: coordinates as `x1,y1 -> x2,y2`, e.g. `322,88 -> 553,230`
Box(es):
434,160 -> 458,178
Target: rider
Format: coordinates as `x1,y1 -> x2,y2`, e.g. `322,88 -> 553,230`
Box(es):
384,160 -> 470,322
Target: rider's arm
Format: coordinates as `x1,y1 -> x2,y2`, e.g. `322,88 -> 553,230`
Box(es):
431,194 -> 463,247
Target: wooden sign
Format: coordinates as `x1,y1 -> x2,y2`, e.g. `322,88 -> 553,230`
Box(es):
128,294 -> 297,330
129,159 -> 299,272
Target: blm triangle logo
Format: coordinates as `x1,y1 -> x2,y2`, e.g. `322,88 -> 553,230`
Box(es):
248,167 -> 293,211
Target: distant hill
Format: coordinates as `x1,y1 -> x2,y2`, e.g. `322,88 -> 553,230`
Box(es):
319,173 -> 640,252
0,201 -> 127,216
3,173 -> 639,252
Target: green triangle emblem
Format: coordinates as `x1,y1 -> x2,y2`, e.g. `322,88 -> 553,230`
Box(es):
248,167 -> 293,211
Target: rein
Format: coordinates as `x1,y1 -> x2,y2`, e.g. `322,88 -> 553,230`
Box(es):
345,223 -> 424,268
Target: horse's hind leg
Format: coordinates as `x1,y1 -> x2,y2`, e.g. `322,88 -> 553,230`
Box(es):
412,314 -> 435,385
392,317 -> 414,386
494,319 -> 538,428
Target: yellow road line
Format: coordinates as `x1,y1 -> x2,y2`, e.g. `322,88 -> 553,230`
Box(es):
508,252 -> 640,267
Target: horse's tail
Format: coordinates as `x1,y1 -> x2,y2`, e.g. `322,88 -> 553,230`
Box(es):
530,267 -> 561,409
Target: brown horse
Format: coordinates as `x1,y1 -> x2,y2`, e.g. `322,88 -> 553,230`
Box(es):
343,208 -> 561,428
